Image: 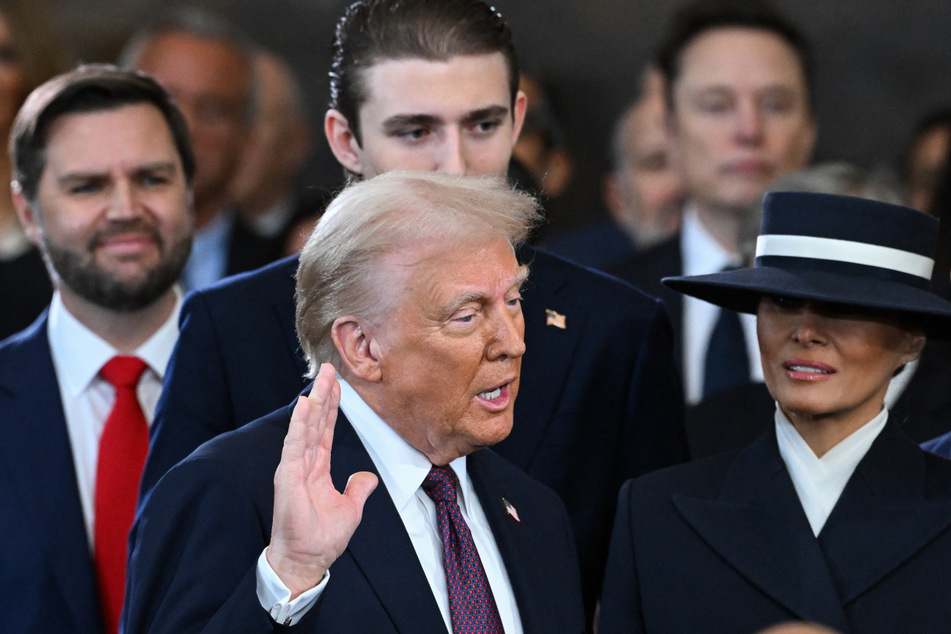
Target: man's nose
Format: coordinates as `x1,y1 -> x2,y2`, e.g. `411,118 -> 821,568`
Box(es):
437,129 -> 467,176
106,179 -> 141,220
487,306 -> 526,360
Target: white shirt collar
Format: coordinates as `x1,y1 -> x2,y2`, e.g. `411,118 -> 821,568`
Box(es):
338,377 -> 471,513
47,287 -> 183,396
775,405 -> 887,536
682,203 -> 740,277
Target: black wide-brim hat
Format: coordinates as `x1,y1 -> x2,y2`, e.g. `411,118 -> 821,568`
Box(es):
663,191 -> 951,339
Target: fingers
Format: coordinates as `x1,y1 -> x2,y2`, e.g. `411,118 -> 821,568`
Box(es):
280,364 -> 339,481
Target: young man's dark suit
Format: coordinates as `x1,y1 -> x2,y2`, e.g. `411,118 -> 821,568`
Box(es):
0,314 -> 104,633
124,399 -> 586,632
142,244 -> 688,618
599,421 -> 951,633
609,233 -> 684,371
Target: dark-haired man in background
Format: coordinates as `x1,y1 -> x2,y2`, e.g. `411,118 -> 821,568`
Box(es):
612,0 -> 816,409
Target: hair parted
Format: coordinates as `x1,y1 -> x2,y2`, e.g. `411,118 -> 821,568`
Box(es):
295,170 -> 540,376
656,0 -> 813,110
329,0 -> 519,144
10,63 -> 195,203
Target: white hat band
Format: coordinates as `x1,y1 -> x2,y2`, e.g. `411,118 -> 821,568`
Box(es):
755,234 -> 935,280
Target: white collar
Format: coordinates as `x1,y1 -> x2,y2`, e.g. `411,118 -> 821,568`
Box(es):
681,203 -> 740,277
47,288 -> 183,396
775,405 -> 887,535
338,378 -> 472,513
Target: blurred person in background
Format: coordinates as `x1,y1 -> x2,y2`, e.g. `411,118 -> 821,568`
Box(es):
121,7 -> 279,290
0,0 -> 70,339
611,0 -> 816,407
545,65 -> 685,270
228,47 -> 327,257
902,108 -> 951,214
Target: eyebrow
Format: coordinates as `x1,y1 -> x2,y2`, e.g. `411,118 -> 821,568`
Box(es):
444,264 -> 530,315
56,161 -> 178,186
382,114 -> 442,134
459,105 -> 510,126
381,105 -> 511,134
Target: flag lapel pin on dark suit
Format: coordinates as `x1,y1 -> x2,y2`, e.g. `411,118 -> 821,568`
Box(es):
545,309 -> 566,329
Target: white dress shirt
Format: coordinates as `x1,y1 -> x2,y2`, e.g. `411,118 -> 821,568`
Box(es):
257,378 -> 523,632
47,288 -> 183,549
775,406 -> 887,536
681,205 -> 763,404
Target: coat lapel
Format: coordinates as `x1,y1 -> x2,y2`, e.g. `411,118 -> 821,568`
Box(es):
0,315 -> 102,630
672,431 -> 850,631
818,422 -> 951,603
467,450 -> 584,633
509,246 -> 586,470
329,415 -> 446,633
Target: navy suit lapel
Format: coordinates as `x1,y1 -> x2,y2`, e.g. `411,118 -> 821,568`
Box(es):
672,432 -> 849,631
509,246 -> 586,470
467,450 -> 584,633
329,414 -> 446,633
0,314 -> 102,630
818,422 -> 951,603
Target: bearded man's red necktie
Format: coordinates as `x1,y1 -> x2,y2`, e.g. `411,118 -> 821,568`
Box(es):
422,464 -> 504,633
94,355 -> 149,634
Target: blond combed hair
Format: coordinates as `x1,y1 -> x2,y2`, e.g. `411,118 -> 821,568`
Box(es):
295,171 -> 541,376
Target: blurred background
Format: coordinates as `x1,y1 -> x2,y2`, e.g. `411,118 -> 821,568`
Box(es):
33,0 -> 951,235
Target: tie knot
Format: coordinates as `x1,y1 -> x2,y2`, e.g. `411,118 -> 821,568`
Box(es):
100,356 -> 148,389
422,465 -> 459,505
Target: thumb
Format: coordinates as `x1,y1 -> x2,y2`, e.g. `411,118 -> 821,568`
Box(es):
344,471 -> 379,513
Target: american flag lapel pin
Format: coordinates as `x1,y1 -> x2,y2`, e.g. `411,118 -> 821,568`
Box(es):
502,497 -> 520,522
545,309 -> 566,329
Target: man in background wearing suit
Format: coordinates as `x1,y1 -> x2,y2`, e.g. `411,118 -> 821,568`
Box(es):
139,0 -> 687,622
124,171 -> 585,632
120,8 -> 279,289
611,0 -> 816,405
0,65 -> 194,633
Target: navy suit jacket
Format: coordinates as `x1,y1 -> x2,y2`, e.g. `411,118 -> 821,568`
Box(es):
142,245 -> 687,619
599,422 -> 951,633
124,401 -> 585,633
609,234 -> 683,371
0,313 -> 106,633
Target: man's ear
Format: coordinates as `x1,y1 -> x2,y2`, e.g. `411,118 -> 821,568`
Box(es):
331,316 -> 382,382
324,109 -> 364,177
510,90 -> 527,144
12,183 -> 42,246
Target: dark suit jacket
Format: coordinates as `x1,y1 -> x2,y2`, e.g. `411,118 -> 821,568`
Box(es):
0,313 -> 106,633
124,401 -> 585,633
610,235 -> 683,365
142,246 -> 687,620
599,422 -> 951,634
688,340 -> 951,459
224,214 -> 286,277
0,247 -> 53,341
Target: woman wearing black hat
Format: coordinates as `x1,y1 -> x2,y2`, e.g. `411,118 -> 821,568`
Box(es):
599,192 -> 951,634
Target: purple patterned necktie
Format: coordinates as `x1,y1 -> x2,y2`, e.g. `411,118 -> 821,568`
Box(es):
422,465 -> 504,633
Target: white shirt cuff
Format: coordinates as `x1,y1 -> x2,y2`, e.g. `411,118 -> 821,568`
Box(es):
255,549 -> 328,626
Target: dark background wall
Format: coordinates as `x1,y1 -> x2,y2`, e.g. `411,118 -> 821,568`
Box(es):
46,0 -> 951,234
